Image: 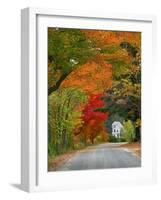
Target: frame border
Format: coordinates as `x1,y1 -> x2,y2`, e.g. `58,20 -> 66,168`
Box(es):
21,7 -> 157,192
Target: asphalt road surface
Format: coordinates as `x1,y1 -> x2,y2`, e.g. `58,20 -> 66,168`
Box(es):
57,143 -> 141,171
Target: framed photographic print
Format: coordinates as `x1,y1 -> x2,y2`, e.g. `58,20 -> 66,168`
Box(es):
21,7 -> 156,192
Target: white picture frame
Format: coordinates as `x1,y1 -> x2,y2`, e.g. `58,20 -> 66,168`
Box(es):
21,7 -> 157,192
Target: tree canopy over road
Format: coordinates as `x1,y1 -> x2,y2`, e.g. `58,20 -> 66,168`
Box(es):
48,28 -> 141,169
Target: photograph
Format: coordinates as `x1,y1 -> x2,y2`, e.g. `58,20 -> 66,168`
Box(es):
48,27 -> 141,171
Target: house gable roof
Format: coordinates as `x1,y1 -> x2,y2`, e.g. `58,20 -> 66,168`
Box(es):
112,121 -> 123,128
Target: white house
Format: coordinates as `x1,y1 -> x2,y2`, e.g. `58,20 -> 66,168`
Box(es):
112,121 -> 123,138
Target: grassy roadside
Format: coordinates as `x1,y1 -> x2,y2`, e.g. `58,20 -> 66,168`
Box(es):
48,150 -> 78,171
48,144 -> 87,171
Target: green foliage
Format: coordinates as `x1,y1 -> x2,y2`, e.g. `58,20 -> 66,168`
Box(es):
48,87 -> 87,156
108,60 -> 129,79
48,28 -> 98,94
94,135 -> 105,144
73,141 -> 85,150
100,42 -> 141,141
122,120 -> 136,143
100,45 -> 120,54
108,134 -> 126,143
100,80 -> 141,122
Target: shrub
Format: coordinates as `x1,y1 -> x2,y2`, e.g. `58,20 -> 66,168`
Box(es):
108,134 -> 126,143
123,120 -> 136,143
74,142 -> 85,150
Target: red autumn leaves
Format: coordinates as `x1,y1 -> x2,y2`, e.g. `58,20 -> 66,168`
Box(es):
82,94 -> 107,124
80,94 -> 108,144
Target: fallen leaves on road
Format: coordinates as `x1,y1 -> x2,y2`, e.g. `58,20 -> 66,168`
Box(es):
48,151 -> 77,171
119,142 -> 141,157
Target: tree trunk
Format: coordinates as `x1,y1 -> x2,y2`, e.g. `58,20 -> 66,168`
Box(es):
48,73 -> 68,95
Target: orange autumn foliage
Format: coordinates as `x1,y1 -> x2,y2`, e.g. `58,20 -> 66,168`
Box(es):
81,121 -> 108,144
81,30 -> 141,47
61,59 -> 112,95
61,58 -> 112,144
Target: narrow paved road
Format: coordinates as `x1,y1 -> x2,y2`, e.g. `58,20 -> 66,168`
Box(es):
56,143 -> 141,171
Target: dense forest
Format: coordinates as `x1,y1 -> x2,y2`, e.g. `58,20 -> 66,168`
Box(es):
48,28 -> 141,160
